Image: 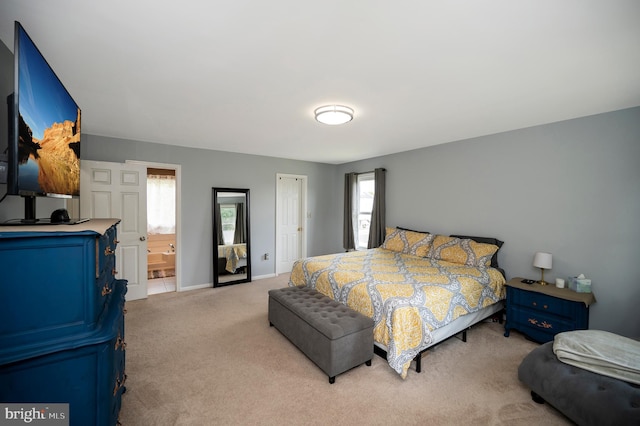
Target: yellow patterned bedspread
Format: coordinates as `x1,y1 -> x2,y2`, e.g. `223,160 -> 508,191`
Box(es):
219,244 -> 247,273
289,248 -> 506,378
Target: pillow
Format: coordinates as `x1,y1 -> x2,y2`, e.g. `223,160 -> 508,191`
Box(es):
428,235 -> 499,267
450,234 -> 504,269
381,227 -> 434,257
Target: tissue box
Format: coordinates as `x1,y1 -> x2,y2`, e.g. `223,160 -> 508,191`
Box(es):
568,277 -> 592,293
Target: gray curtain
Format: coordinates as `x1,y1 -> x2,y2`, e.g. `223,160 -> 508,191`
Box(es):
343,173 -> 357,251
367,168 -> 386,249
233,203 -> 246,244
215,204 -> 224,245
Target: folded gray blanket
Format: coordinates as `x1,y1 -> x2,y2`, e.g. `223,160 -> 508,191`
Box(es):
553,330 -> 640,385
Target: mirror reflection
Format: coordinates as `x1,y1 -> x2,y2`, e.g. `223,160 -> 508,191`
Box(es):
213,188 -> 251,287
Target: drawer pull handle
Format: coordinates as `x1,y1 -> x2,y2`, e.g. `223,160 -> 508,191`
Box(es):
528,318 -> 553,329
105,246 -> 115,256
113,373 -> 127,396
531,302 -> 548,309
115,334 -> 127,351
102,285 -> 113,297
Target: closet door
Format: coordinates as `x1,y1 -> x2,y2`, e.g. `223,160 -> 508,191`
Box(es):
276,174 -> 306,274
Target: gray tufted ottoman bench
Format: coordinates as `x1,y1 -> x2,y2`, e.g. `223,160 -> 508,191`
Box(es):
518,341 -> 640,425
268,286 -> 374,383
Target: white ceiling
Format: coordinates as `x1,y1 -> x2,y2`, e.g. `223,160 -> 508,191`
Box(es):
1,1 -> 639,164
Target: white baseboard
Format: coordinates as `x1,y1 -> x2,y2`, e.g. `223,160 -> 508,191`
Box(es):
177,273 -> 282,292
252,273 -> 276,280
178,283 -> 212,292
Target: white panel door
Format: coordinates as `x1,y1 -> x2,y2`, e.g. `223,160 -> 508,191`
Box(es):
81,160 -> 148,300
276,174 -> 306,274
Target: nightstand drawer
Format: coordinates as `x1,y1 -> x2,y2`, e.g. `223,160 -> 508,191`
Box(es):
511,291 -> 572,319
510,306 -> 576,342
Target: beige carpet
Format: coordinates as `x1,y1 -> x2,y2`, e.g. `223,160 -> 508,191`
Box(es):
119,274 -> 571,425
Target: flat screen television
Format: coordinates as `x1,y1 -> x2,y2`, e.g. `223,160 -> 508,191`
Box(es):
5,21 -> 84,225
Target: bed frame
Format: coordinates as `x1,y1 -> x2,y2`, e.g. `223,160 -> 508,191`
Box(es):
373,301 -> 504,373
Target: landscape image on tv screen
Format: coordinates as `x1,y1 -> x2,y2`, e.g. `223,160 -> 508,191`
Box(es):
17,24 -> 80,197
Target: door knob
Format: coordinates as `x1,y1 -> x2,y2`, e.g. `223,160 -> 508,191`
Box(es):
140,236 -> 146,241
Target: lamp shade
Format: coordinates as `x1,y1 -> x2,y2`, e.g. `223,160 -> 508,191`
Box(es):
533,252 -> 553,269
314,105 -> 354,125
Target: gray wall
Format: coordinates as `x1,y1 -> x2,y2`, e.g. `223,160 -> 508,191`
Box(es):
336,107 -> 640,338
82,135 -> 339,286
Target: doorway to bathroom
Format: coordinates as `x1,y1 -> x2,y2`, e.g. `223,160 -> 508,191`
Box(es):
147,167 -> 177,295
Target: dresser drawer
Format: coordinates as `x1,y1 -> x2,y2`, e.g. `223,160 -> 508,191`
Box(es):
96,256 -> 117,320
97,226 -> 118,276
0,234 -> 99,359
110,291 -> 127,426
0,278 -> 126,426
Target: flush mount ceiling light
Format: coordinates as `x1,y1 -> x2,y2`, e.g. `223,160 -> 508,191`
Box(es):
314,105 -> 354,125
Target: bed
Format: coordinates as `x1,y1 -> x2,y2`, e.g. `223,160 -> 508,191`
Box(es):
289,227 -> 506,378
218,243 -> 247,273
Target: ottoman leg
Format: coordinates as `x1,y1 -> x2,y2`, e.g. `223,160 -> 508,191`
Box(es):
329,376 -> 335,384
531,391 -> 545,404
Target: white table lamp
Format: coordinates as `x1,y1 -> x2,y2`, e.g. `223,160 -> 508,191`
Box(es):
533,252 -> 553,286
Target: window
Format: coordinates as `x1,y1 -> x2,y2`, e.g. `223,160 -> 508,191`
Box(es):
356,172 -> 375,250
147,174 -> 176,235
344,168 -> 385,251
220,204 -> 236,245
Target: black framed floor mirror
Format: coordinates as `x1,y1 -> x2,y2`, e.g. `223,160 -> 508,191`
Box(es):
212,188 -> 251,287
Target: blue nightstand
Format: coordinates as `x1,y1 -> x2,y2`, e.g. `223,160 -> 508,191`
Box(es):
504,277 -> 596,343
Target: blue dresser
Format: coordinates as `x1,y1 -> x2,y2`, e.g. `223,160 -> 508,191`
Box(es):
0,219 -> 127,426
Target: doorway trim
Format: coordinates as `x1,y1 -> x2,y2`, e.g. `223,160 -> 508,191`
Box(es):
275,173 -> 307,275
128,160 -> 182,292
